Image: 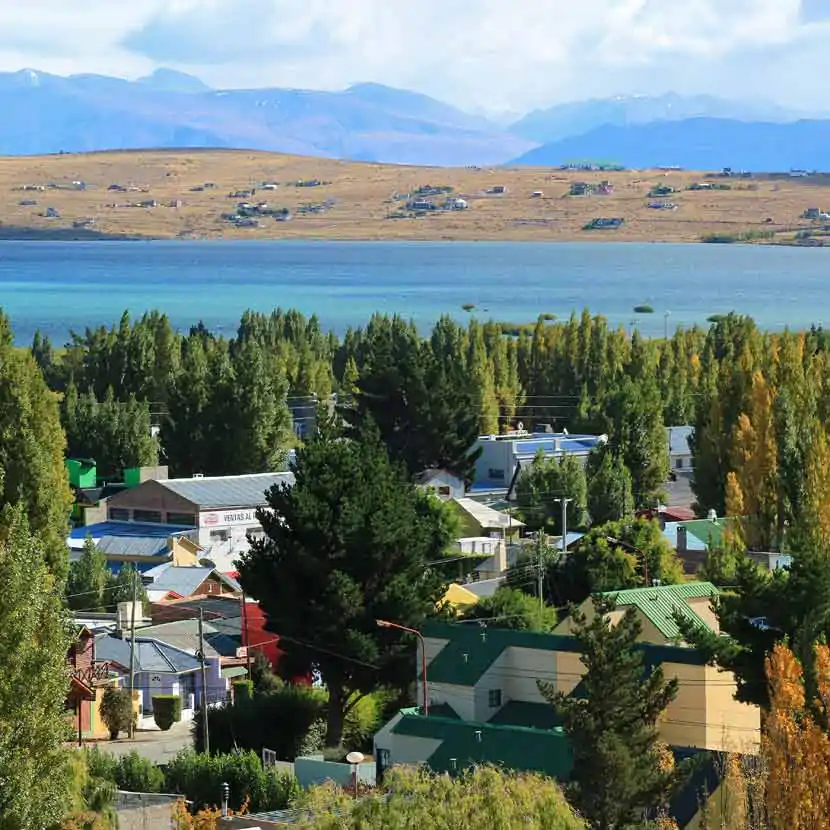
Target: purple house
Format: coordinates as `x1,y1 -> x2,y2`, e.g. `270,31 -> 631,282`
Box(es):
95,633 -> 229,723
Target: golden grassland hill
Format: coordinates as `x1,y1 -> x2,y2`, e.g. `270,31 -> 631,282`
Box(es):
1,149 -> 830,243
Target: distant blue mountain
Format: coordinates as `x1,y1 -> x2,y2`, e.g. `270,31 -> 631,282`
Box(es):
510,118 -> 830,171
510,93 -> 803,145
0,70 -> 533,166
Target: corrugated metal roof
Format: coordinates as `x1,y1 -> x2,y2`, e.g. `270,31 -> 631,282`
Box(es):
159,472 -> 295,509
147,564 -> 241,598
662,522 -> 707,552
95,633 -> 201,673
96,536 -> 169,558
453,498 -> 525,530
601,582 -> 719,640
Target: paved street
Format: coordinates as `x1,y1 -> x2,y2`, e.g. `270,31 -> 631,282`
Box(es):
96,719 -> 193,765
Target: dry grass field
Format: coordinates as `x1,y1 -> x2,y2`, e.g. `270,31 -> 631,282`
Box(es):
0,149 -> 829,243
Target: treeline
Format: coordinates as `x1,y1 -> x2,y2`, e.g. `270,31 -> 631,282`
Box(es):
16,307 -> 830,547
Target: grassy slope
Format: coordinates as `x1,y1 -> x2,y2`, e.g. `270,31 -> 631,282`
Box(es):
0,149 -> 827,242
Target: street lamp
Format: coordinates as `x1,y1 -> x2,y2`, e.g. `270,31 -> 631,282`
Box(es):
376,619 -> 429,716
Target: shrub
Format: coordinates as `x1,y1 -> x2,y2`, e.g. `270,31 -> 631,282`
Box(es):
165,749 -> 301,813
99,687 -> 134,740
114,751 -> 165,793
342,692 -> 386,753
152,694 -> 181,731
83,747 -> 117,785
294,765 -> 584,828
233,680 -> 254,702
194,684 -> 325,760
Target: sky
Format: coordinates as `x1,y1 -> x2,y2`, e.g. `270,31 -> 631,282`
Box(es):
0,1 -> 828,116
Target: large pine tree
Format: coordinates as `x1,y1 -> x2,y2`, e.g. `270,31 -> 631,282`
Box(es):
541,598 -> 679,830
236,417 -> 453,746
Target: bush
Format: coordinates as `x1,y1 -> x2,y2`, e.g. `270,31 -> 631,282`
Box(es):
194,684 -> 325,760
342,692 -> 386,753
152,694 -> 181,731
233,679 -> 254,702
114,750 -> 165,793
99,687 -> 134,739
165,749 -> 301,813
83,747 -> 165,794
295,765 -> 584,828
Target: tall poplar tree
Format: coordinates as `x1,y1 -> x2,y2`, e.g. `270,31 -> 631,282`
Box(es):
0,505 -> 73,828
0,312 -> 72,578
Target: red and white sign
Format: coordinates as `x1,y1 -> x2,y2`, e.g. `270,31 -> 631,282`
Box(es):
198,508 -> 268,529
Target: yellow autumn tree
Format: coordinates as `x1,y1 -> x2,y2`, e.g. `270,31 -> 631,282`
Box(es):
764,642 -> 830,829
795,424 -> 830,550
729,372 -> 778,550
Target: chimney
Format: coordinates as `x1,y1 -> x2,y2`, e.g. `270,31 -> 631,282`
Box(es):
677,526 -> 688,554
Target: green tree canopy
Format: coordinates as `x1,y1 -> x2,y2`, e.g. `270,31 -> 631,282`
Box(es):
236,417 -> 454,747
62,383 -> 159,479
552,518 -> 683,607
459,586 -> 558,632
0,506 -> 73,829
296,765 -> 584,829
0,312 -> 72,578
540,598 -> 680,830
516,451 -> 588,534
586,448 -> 634,526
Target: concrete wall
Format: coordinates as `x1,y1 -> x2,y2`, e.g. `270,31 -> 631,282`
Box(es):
294,756 -> 376,789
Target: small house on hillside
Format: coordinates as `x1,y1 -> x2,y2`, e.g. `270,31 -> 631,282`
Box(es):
416,469 -> 465,501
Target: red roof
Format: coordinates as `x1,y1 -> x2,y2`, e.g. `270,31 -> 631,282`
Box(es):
661,506 -> 696,522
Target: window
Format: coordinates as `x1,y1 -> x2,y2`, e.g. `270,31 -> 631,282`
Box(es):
675,458 -> 684,470
488,689 -> 502,708
488,468 -> 505,481
246,525 -> 264,540
133,509 -> 162,524
438,486 -> 451,497
108,507 -> 130,521
209,529 -> 230,543
166,512 -> 196,526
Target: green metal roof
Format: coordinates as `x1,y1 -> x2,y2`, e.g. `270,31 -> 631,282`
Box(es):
487,700 -> 563,730
423,621 -> 707,687
682,519 -> 727,549
601,582 -> 719,641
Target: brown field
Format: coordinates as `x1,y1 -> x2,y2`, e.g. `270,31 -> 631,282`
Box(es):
0,149 -> 829,243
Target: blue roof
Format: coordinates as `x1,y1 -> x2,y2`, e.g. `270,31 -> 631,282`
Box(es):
95,633 -> 201,674
69,521 -> 194,541
662,521 -> 707,552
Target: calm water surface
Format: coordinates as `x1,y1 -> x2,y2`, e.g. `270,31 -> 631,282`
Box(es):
0,240 -> 828,343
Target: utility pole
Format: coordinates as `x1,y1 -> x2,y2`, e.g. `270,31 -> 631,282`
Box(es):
241,592 -> 252,680
555,497 -> 574,557
127,568 -> 138,739
536,530 -> 545,622
198,608 -> 210,753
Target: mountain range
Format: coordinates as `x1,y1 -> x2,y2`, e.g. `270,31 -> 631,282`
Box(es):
0,68 -> 531,166
2,68 -> 830,170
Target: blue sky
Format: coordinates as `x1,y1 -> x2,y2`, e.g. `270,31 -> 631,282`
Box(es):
0,1 -> 828,115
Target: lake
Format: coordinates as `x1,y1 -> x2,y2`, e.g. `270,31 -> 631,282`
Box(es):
0,240 -> 827,344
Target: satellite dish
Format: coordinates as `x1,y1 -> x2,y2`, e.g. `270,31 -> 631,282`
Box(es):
346,751 -> 365,765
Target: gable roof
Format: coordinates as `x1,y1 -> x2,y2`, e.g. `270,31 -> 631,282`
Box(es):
96,535 -> 170,559
682,519 -> 727,549
453,498 -> 525,530
136,620 -> 240,659
158,472 -> 295,509
601,582 -> 719,640
94,633 -> 202,674
423,622 -> 707,688
145,564 -> 241,598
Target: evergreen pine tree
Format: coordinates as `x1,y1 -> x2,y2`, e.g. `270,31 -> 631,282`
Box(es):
236,416 -> 453,747
540,598 -> 680,830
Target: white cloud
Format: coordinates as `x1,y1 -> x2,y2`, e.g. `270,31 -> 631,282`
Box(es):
0,0 -> 820,114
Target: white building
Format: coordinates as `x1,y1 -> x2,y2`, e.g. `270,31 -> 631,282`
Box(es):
471,431 -> 606,494
667,425 -> 694,471
104,472 -> 294,572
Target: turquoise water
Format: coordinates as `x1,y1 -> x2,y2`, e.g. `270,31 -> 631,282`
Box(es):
0,240 -> 828,344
